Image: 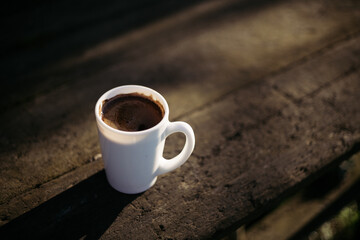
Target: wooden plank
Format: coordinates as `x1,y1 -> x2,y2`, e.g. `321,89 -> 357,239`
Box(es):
237,153 -> 360,240
270,36 -> 360,101
0,0 -> 206,81
1,32 -> 359,239
1,0 -> 360,209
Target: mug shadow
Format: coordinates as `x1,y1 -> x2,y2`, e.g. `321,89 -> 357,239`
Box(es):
0,170 -> 141,240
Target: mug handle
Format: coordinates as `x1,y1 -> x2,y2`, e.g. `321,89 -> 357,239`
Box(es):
156,121 -> 195,176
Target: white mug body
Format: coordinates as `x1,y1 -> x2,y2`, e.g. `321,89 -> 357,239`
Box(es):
95,85 -> 195,194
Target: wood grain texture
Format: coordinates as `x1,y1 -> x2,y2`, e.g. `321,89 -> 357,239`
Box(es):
0,0 -> 360,239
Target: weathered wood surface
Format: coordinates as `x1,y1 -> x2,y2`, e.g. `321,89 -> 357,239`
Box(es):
242,153 -> 360,240
1,0 -> 360,239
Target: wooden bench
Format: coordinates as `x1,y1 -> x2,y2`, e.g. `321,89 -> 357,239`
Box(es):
1,0 -> 359,239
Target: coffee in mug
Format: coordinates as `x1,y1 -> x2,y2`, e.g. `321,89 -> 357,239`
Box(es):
101,93 -> 164,131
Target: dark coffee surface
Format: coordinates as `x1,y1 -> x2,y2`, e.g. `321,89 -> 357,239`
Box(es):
101,93 -> 164,131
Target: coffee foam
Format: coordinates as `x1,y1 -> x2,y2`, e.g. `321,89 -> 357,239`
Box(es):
101,92 -> 164,132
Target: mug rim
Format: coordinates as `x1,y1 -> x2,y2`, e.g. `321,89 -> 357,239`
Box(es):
95,85 -> 169,135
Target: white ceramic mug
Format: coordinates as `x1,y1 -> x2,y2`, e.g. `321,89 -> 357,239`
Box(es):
95,85 -> 195,194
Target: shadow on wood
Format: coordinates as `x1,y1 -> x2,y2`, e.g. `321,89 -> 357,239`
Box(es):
0,170 -> 141,239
